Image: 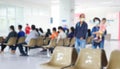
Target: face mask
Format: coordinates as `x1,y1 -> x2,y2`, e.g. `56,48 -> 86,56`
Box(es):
80,18 -> 85,22
95,21 -> 99,25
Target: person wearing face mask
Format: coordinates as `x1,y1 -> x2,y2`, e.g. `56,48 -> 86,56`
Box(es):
74,13 -> 88,53
0,25 -> 17,54
92,17 -> 107,49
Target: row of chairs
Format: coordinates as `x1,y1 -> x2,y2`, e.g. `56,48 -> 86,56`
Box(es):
40,46 -> 120,69
0,36 -> 93,55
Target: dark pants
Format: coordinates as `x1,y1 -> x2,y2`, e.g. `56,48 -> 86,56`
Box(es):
1,43 -> 16,51
92,38 -> 105,49
18,42 -> 27,55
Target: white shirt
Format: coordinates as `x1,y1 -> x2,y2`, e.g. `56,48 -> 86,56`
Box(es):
57,31 -> 66,42
25,30 -> 39,44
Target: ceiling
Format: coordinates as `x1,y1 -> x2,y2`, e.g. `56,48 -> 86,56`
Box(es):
0,0 -> 120,8
75,0 -> 120,8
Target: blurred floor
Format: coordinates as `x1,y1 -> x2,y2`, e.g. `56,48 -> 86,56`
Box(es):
0,40 -> 120,69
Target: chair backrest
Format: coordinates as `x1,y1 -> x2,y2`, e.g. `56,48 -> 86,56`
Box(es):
69,38 -> 75,47
49,46 -> 78,66
75,49 -> 102,69
28,38 -> 37,47
0,37 -> 3,43
17,37 -> 25,44
86,37 -> 93,44
7,37 -> 17,46
63,38 -> 70,46
57,39 -> 64,46
36,37 -> 44,46
48,39 -> 57,47
43,37 -> 51,45
107,50 -> 120,69
101,49 -> 108,67
105,34 -> 111,41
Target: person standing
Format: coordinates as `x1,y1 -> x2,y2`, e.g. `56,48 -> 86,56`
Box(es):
25,24 -> 31,36
92,17 -> 107,49
74,13 -> 88,53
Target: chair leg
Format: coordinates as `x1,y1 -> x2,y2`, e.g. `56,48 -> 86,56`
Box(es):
25,47 -> 30,55
47,49 -> 51,57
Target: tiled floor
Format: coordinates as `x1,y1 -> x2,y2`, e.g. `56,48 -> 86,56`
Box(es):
0,40 -> 120,69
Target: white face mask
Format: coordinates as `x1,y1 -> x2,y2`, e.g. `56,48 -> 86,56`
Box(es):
80,18 -> 85,22
95,20 -> 99,25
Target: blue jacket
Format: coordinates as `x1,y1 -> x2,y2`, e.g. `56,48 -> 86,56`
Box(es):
68,32 -> 74,39
18,31 -> 25,38
75,21 -> 88,39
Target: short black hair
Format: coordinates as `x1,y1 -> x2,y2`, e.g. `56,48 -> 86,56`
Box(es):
31,25 -> 36,30
102,18 -> 106,21
18,25 -> 22,30
39,28 -> 43,33
70,27 -> 74,32
52,27 -> 56,31
93,17 -> 101,23
58,26 -> 63,30
10,25 -> 15,31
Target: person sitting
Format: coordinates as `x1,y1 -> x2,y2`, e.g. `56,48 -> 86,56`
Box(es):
67,27 -> 75,39
0,25 -> 17,54
49,27 -> 58,40
18,25 -> 39,56
45,29 -> 51,37
39,28 -> 45,36
18,25 -> 25,39
57,26 -> 67,43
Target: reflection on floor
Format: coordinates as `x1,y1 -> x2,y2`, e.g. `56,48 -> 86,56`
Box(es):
0,40 -> 120,69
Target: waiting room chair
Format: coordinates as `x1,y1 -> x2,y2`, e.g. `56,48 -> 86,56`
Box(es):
69,38 -> 75,47
40,46 -> 78,69
107,50 -> 120,69
42,39 -> 57,49
0,37 -> 3,43
64,48 -> 107,69
56,39 -> 64,46
63,38 -> 70,46
4,37 -> 17,46
24,38 -> 37,55
17,37 -> 25,44
43,37 -> 51,45
36,37 -> 44,47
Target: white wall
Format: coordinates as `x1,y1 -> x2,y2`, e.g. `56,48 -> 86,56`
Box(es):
75,7 -> 120,39
0,0 -> 51,36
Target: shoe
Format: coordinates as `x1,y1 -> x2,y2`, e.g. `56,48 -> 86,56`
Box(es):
20,54 -> 28,56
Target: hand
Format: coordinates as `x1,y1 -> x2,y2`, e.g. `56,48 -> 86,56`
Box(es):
80,37 -> 83,40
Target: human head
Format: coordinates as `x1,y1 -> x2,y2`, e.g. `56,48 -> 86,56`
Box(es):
52,27 -> 56,32
102,18 -> 107,24
10,25 -> 15,31
26,24 -> 29,26
70,27 -> 74,32
36,28 -> 39,32
79,13 -> 85,22
58,26 -> 63,32
47,29 -> 51,32
39,28 -> 43,33
31,25 -> 36,30
18,25 -> 22,31
93,17 -> 101,25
